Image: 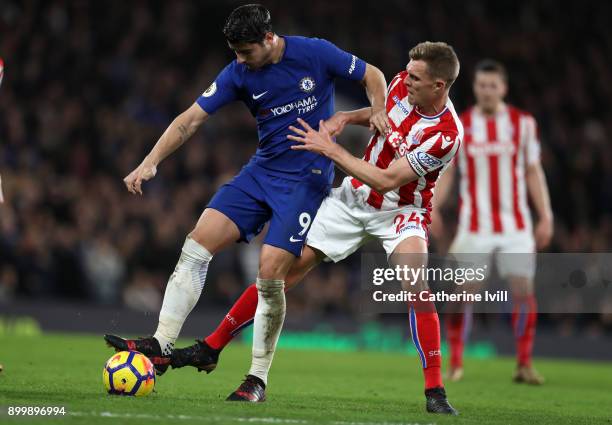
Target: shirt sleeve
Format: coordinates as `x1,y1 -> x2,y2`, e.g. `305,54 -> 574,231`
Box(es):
405,131 -> 461,177
524,115 -> 541,166
385,72 -> 409,129
196,63 -> 239,115
314,38 -> 366,81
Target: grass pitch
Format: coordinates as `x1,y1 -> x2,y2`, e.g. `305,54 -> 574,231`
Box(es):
0,333 -> 610,425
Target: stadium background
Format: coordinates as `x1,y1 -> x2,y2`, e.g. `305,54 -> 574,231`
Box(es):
1,0 -> 612,359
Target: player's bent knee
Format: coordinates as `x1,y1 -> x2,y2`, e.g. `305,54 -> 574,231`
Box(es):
188,209 -> 241,254
258,246 -> 296,280
258,263 -> 289,280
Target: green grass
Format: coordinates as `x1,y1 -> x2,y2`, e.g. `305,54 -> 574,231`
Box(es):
0,334 -> 610,425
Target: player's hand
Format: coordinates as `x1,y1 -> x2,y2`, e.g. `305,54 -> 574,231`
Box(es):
123,158 -> 157,195
323,111 -> 348,137
369,107 -> 391,135
534,216 -> 553,250
288,118 -> 338,158
0,173 -> 4,203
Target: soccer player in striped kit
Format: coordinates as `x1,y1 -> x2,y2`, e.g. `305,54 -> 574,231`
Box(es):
431,60 -> 553,384
171,42 -> 462,415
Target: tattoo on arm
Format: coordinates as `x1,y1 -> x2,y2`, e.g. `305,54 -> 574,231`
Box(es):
177,124 -> 193,144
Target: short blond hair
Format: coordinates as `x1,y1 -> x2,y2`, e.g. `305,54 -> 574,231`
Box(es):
409,41 -> 460,87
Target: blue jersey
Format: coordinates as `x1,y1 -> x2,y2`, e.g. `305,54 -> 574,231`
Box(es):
196,36 -> 366,179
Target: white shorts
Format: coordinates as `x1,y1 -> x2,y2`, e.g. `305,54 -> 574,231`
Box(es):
306,182 -> 428,263
449,230 -> 536,279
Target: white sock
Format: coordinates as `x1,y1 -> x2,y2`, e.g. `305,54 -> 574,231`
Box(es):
153,236 -> 213,355
248,278 -> 286,386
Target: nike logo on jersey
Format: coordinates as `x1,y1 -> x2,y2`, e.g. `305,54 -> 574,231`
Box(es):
289,236 -> 303,243
252,91 -> 268,100
441,135 -> 455,150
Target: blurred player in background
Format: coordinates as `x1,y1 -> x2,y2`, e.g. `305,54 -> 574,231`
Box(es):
0,57 -> 4,204
431,59 -> 553,384
0,58 -> 4,373
103,3 -> 388,400
170,42 -> 462,415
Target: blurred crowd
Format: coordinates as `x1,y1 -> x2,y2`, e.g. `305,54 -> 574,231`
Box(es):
1,1 -> 611,334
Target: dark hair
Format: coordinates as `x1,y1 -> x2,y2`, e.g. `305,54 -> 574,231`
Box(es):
223,4 -> 273,44
474,59 -> 508,82
409,41 -> 460,87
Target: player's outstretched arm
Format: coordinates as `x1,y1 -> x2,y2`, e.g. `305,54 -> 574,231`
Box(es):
323,108 -> 372,137
123,103 -> 209,195
289,118 -> 417,193
361,63 -> 390,135
526,162 -> 554,249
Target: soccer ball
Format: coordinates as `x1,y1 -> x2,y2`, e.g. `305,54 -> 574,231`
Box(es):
102,351 -> 155,396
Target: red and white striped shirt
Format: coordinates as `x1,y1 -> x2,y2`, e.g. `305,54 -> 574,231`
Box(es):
456,104 -> 541,234
349,71 -> 463,220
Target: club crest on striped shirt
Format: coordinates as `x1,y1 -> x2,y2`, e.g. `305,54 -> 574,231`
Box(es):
411,129 -> 425,145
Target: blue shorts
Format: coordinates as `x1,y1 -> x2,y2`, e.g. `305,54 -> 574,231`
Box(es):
207,163 -> 331,257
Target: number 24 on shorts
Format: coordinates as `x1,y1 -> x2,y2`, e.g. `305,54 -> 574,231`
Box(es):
394,211 -> 424,235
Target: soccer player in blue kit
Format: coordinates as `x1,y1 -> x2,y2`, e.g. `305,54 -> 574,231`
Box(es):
104,4 -> 388,401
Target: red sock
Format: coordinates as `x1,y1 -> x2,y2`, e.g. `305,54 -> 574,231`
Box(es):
408,293 -> 443,389
511,294 -> 537,367
445,313 -> 465,369
204,283 -> 259,350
